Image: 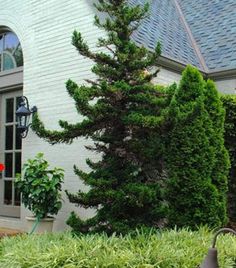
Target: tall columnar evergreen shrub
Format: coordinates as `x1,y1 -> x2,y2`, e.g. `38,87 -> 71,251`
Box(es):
32,0 -> 169,234
204,81 -> 230,222
221,95 -> 236,222
165,66 -> 229,229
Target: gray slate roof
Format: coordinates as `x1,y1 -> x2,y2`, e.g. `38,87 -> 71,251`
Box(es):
130,0 -> 236,72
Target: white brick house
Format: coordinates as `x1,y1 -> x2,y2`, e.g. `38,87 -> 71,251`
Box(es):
0,0 -> 235,231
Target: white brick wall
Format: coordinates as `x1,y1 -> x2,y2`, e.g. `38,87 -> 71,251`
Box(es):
0,0 -> 233,231
0,0 -> 102,231
154,67 -> 181,86
215,79 -> 236,95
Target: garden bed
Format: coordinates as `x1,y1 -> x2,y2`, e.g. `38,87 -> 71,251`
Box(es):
0,228 -> 235,267
0,228 -> 22,239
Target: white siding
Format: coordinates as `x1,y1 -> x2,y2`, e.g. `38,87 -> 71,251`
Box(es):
0,0 -> 101,231
215,79 -> 236,95
153,67 -> 181,86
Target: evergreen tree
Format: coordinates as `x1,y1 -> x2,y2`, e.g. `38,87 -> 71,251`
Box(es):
204,80 -> 230,225
221,95 -> 236,223
32,0 -> 168,234
165,66 -> 229,229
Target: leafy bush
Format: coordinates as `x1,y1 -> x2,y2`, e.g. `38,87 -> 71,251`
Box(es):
0,228 -> 235,268
15,153 -> 64,219
165,66 -> 229,229
221,95 -> 236,222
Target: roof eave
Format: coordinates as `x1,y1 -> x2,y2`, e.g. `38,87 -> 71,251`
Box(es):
158,55 -> 206,74
158,56 -> 236,80
208,68 -> 236,80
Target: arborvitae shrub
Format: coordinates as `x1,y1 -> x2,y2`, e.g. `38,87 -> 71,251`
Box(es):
221,95 -> 236,223
31,0 -> 169,234
204,81 -> 229,224
165,66 -> 229,229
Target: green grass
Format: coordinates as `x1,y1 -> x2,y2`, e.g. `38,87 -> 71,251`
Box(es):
0,228 -> 235,267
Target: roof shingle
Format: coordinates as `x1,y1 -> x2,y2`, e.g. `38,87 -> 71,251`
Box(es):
130,0 -> 236,71
130,0 -> 202,68
178,0 -> 236,70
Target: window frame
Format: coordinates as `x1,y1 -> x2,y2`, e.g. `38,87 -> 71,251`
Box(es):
0,31 -> 23,73
0,29 -> 23,93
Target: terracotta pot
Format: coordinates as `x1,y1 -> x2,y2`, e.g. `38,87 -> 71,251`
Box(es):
26,216 -> 54,234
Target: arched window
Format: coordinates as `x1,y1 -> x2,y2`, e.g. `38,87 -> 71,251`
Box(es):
0,31 -> 23,72
0,29 -> 23,218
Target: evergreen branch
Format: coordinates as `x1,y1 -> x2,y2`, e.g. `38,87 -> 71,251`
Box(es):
105,45 -> 116,55
86,158 -> 103,170
97,37 -> 113,48
72,31 -> 118,67
66,191 -> 101,208
84,79 -> 100,87
31,113 -> 96,144
122,113 -> 165,129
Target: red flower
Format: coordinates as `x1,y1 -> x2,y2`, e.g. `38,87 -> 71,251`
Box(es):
0,163 -> 5,172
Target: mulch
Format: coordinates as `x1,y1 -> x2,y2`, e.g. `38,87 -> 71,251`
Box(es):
0,228 -> 23,239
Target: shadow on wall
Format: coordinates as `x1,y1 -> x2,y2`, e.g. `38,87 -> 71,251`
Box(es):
86,0 -> 98,12
86,0 -> 108,23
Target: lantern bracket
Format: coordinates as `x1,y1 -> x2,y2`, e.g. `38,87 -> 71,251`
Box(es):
15,96 -> 38,138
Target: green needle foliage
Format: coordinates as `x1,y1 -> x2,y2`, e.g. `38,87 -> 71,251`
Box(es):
32,0 -> 168,234
165,66 -> 229,229
204,80 -> 230,224
221,95 -> 236,222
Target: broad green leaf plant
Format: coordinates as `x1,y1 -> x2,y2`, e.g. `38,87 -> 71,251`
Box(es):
15,153 -> 64,219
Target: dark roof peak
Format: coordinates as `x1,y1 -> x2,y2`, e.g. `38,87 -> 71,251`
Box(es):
131,0 -> 236,71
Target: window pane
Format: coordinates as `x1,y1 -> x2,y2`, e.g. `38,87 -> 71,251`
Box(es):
4,181 -> 12,205
0,35 -> 3,71
14,186 -> 21,206
16,96 -> 22,110
3,53 -> 15,70
6,98 -> 14,123
5,153 -> 13,178
5,126 -> 13,150
3,32 -> 23,71
15,127 -> 22,150
15,152 -> 21,176
13,44 -> 23,67
4,32 -> 19,51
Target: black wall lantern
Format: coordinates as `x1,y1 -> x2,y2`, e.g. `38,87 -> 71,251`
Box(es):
15,96 -> 37,138
200,228 -> 236,268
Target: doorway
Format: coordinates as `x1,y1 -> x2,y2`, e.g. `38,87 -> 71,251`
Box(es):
0,90 -> 22,218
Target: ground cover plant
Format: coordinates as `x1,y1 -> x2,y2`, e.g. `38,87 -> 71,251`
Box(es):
0,228 -> 236,268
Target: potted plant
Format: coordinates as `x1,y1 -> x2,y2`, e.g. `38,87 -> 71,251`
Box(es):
15,153 -> 64,233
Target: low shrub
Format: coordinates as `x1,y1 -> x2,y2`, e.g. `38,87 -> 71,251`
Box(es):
15,153 -> 64,219
0,228 -> 235,267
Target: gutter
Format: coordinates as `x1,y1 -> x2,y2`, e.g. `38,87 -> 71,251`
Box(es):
207,68 -> 236,80
158,56 -> 236,81
158,55 -> 206,75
